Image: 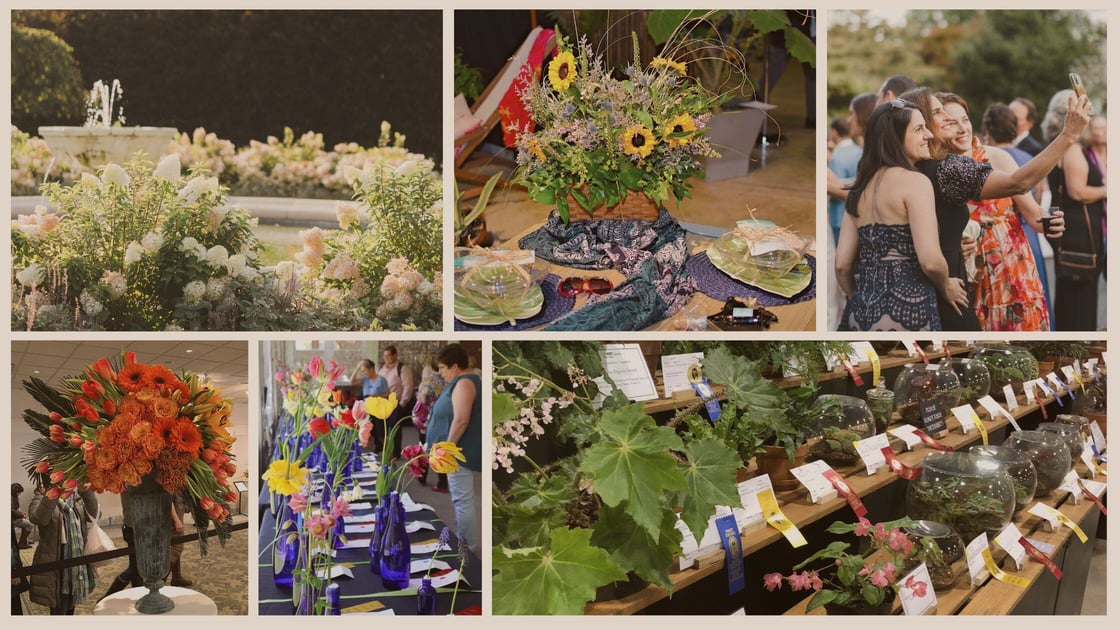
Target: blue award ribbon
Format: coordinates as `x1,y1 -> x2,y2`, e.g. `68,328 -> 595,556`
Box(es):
716,513 -> 745,595
689,364 -> 722,421
1037,379 -> 1062,408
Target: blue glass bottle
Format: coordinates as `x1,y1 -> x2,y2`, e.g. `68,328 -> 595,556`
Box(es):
326,582 -> 342,615
379,491 -> 411,590
272,501 -> 301,588
368,498 -> 389,576
417,576 -> 437,614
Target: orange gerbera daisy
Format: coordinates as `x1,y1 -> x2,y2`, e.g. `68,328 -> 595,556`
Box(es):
143,365 -> 178,391
117,363 -> 147,392
172,419 -> 204,455
153,416 -> 178,443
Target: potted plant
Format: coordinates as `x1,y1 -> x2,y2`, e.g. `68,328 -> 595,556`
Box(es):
763,516 -> 919,614
512,33 -> 725,223
454,172 -> 501,247
491,340 -> 741,615
1026,341 -> 1089,374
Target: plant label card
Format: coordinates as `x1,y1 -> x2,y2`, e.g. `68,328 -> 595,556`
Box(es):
406,520 -> 435,533
889,424 -> 924,451
1061,365 -> 1082,391
1060,471 -> 1085,503
1047,372 -> 1071,398
1090,421 -> 1107,453
1102,352 -> 1110,366
409,558 -> 451,575
964,532 -> 992,585
348,502 -> 373,511
918,399 -> 947,436
430,569 -> 467,589
789,460 -> 837,504
597,344 -> 658,402
346,512 -> 376,524
410,539 -> 453,555
1002,384 -> 1019,411
345,522 -> 377,534
994,523 -> 1028,569
854,433 -> 890,475
783,354 -> 807,378
316,564 -> 354,580
898,336 -> 922,359
1023,380 -> 1037,405
977,395 -> 1021,431
675,517 -> 702,568
898,562 -> 937,616
732,507 -> 764,534
1081,478 -> 1107,502
662,352 -> 705,398
951,404 -> 982,436
1080,445 -> 1097,478
736,475 -> 773,514
341,536 -> 371,549
1028,503 -> 1061,532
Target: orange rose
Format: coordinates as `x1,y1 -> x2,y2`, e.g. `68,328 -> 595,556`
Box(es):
136,387 -> 158,404
119,461 -> 141,486
119,396 -> 143,416
96,425 -> 117,447
141,433 -> 165,459
133,458 -> 153,477
150,396 -> 179,420
94,448 -> 116,470
129,422 -> 152,441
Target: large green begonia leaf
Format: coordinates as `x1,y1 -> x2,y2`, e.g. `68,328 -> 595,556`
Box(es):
678,437 -> 741,540
591,504 -> 682,591
579,404 -> 685,540
493,527 -> 626,615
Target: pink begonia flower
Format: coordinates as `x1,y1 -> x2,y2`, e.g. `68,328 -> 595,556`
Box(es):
869,568 -> 891,588
306,513 -> 332,538
275,370 -> 287,383
888,529 -> 912,555
359,420 -> 373,447
762,573 -> 784,592
788,571 -> 813,591
872,523 -> 887,541
854,518 -> 872,536
807,571 -> 823,591
288,492 -> 307,512
331,496 -> 352,520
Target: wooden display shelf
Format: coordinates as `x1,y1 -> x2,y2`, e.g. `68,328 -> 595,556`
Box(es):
584,388 -> 1080,615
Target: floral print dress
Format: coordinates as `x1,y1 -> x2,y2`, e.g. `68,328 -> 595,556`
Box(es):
968,142 -> 1051,331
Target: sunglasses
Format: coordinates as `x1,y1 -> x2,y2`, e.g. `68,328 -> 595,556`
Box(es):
890,98 -> 916,110
557,276 -> 613,298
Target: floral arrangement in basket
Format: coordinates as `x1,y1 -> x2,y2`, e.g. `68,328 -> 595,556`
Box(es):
20,350 -> 238,552
513,34 -> 728,223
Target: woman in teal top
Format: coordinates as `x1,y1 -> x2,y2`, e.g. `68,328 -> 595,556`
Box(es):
428,343 -> 482,553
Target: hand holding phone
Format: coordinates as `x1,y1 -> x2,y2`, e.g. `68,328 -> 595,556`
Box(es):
1070,73 -> 1087,98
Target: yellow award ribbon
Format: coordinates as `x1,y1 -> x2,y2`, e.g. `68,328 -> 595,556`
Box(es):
970,411 -> 988,446
866,350 -> 880,387
981,547 -> 1030,588
1055,511 -> 1089,543
757,488 -> 807,548
1072,371 -> 1085,392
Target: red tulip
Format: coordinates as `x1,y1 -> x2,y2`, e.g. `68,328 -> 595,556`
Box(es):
46,487 -> 61,500
49,411 -> 62,423
35,461 -> 51,473
309,416 -> 331,438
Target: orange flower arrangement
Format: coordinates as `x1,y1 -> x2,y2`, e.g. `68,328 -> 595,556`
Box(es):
22,350 -> 239,550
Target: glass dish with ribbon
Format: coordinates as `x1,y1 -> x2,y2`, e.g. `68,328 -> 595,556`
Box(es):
453,247 -> 549,326
705,215 -> 813,297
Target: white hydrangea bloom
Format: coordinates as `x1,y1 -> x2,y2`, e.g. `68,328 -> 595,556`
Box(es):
15,264 -> 44,287
182,280 -> 206,303
100,271 -> 127,299
178,176 -> 219,202
226,253 -> 247,275
274,260 -> 296,281
102,163 -> 130,188
205,245 -> 229,268
140,231 -> 164,253
153,153 -> 181,184
79,290 -> 104,316
123,242 -> 145,265
335,204 -> 360,230
81,172 -> 102,189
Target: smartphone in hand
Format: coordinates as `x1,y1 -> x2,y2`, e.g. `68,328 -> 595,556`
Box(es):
1070,73 -> 1087,98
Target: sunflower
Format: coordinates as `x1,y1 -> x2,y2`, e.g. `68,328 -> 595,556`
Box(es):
650,56 -> 687,76
117,363 -> 147,392
621,125 -> 656,158
548,50 -> 577,92
663,113 -> 697,147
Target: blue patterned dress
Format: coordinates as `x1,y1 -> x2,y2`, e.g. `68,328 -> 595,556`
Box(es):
840,223 -> 942,331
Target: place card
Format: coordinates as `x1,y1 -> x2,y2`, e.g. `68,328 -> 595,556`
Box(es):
951,404 -> 987,445
1029,502 -> 1061,532
409,558 -> 451,575
1047,372 -> 1073,401
348,513 -> 376,524
1022,380 -> 1037,405
662,352 -> 705,399
345,522 -> 377,534
790,460 -> 838,504
1019,537 -> 1062,580
1080,446 -> 1097,478
411,539 -> 453,555
316,564 -> 354,580
1002,384 -> 1019,411
343,599 -> 386,614
341,536 -> 371,549
994,522 -> 1028,569
854,433 -> 890,475
888,424 -> 923,451
964,532 -> 991,585
898,562 -> 936,616
430,569 -> 467,589
348,502 -> 373,511
977,395 -> 1021,431
596,344 -> 659,402
1061,365 -> 1084,392
1060,470 -> 1085,504
406,520 -> 436,533
898,336 -> 927,362
1089,421 -> 1107,453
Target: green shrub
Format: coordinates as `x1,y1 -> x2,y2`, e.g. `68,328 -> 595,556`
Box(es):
10,24 -> 85,130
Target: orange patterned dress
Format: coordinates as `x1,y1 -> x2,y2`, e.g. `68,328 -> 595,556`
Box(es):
968,142 -> 1051,331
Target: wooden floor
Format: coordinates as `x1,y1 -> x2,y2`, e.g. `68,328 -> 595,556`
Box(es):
462,60 -> 818,254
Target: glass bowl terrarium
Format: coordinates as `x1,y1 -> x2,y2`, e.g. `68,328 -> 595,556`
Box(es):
706,219 -> 812,292
806,394 -> 877,466
969,445 -> 1037,514
900,520 -> 966,591
453,247 -> 549,325
1003,430 -> 1071,496
1037,422 -> 1085,469
865,377 -> 895,433
892,362 -> 961,429
906,451 -> 1015,543
945,358 -> 991,406
1054,414 -> 1093,449
970,343 -> 1039,394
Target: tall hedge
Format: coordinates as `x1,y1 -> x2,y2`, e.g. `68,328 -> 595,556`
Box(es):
11,24 -> 86,131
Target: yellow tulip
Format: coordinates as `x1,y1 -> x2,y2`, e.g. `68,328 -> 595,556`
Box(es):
429,441 -> 466,474
262,459 -> 310,496
317,385 -> 333,405
364,392 -> 398,420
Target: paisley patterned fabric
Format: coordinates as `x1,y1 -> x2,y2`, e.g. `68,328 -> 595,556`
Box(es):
518,208 -> 695,330
840,223 -> 942,331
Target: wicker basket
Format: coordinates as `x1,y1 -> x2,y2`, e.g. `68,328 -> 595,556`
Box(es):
564,188 -> 661,222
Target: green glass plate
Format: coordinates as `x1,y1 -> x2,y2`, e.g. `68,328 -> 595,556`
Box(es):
707,240 -> 811,298
454,282 -> 544,326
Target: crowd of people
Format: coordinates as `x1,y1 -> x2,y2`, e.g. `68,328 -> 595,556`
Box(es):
828,74 -> 1105,331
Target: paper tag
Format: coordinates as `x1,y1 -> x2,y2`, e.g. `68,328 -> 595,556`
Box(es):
430,569 -> 466,589
410,558 -> 451,575
1023,380 -> 1037,405
598,344 -> 659,403
822,469 -> 867,518
889,424 -> 924,451
411,540 -> 453,555
981,547 -> 1030,587
345,522 -> 377,534
854,433 -> 890,475
341,536 -> 371,549
1048,372 -> 1074,401
790,460 -> 838,504
901,338 -> 928,363
898,563 -> 937,616
1002,384 -> 1019,411
1059,470 -> 1084,502
840,356 -> 864,387
343,599 -> 386,614
662,353 -> 705,399
716,513 -> 746,595
964,532 -> 992,585
757,488 -> 807,547
1020,536 -> 1063,580
736,475 -> 773,520
1029,503 -> 1061,531
951,404 -> 987,445
1080,447 -> 1096,478
406,520 -> 436,533
1036,379 -> 1061,410
347,501 -> 373,511
994,522 -> 1028,570
1055,510 -> 1089,543
849,342 -> 880,385
316,564 -> 354,580
977,395 -> 1021,431
1077,479 -> 1108,515
1089,421 -> 1107,454
675,517 -> 701,565
347,513 -> 377,524
1101,351 -> 1109,366
881,446 -> 921,480
1061,365 -> 1084,392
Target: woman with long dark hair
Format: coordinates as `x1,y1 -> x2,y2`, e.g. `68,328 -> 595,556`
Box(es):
836,100 -> 967,330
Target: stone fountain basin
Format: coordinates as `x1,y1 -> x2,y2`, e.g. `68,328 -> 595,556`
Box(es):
38,126 -> 179,169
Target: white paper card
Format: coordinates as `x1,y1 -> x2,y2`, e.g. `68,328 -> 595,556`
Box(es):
1026,538 -> 1055,555
978,395 -> 1020,431
790,460 -> 837,504
430,569 -> 466,589
662,352 -> 705,398
889,425 -> 923,451
598,344 -> 659,402
316,564 -> 354,580
964,532 -> 991,585
898,562 -> 937,616
851,341 -> 878,364
994,522 -> 1028,570
1090,421 -> 1107,453
854,433 -> 890,475
348,513 -> 376,524
1081,478 -> 1106,497
341,536 -> 371,549
366,609 -> 396,616
675,516 -> 701,565
1060,471 -> 1084,502
406,520 -> 436,533
1080,447 -> 1096,478
1023,380 -> 1037,405
736,475 -> 773,515
951,405 -> 980,434
1047,373 -> 1068,394
1002,384 -> 1019,411
409,558 -> 451,575
1061,365 -> 1078,388
348,502 -> 372,511
899,336 -> 920,357
1029,503 -> 1060,531
410,540 -> 453,555
352,470 -> 378,479
345,522 -> 376,534
1101,351 -> 1109,366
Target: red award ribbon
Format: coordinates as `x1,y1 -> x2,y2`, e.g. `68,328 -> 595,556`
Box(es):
840,355 -> 864,387
912,428 -> 954,452
912,342 -> 929,364
881,446 -> 921,480
941,341 -> 952,359
1019,536 -> 1063,580
1077,480 -> 1108,516
822,469 -> 867,518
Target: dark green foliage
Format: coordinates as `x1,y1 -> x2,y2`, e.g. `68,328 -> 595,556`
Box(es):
10,24 -> 86,130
